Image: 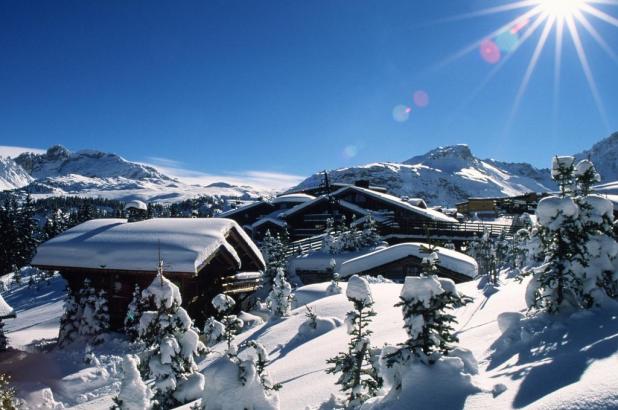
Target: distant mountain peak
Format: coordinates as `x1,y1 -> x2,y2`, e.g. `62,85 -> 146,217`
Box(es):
15,145 -> 174,182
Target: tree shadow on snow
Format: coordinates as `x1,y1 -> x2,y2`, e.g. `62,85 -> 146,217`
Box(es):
487,309 -> 618,408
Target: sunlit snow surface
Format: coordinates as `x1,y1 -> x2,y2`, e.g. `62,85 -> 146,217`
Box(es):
2,269 -> 618,409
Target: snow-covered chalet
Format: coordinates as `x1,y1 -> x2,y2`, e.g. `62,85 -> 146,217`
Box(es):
31,218 -> 265,328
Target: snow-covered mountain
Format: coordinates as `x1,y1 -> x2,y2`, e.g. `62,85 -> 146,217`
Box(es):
0,156 -> 34,191
574,132 -> 618,182
3,145 -> 267,203
291,144 -> 556,207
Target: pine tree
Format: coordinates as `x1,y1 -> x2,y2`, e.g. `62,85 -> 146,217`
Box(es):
259,230 -> 289,294
138,265 -> 206,408
78,279 -> 110,345
326,275 -> 382,408
58,287 -> 81,347
124,284 -> 144,343
266,268 -> 293,318
524,156 -> 618,312
389,274 -> 472,367
113,355 -> 153,410
17,193 -> 38,267
211,293 -> 243,352
359,215 -> 383,249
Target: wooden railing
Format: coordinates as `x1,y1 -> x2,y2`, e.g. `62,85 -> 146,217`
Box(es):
286,220 -> 521,256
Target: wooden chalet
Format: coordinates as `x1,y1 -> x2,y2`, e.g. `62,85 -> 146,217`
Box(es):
287,180 -> 389,197
31,218 -> 265,328
456,192 -> 543,216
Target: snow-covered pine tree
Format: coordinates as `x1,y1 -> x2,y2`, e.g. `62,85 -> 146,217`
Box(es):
266,268 -> 293,318
326,271 -> 343,294
326,275 -> 382,407
526,156 -> 589,312
58,287 -> 80,347
138,264 -> 206,407
211,293 -> 243,352
259,230 -> 289,294
78,279 -> 110,345
573,160 -> 618,304
389,274 -> 472,367
202,316 -> 226,350
527,156 -> 618,311
113,355 -> 153,410
124,284 -> 144,343
359,215 -> 382,249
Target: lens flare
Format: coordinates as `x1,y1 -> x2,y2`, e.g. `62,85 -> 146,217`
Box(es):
413,91 -> 429,107
392,105 -> 411,122
480,39 -> 501,63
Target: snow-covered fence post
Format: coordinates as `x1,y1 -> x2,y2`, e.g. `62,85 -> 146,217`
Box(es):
326,275 -> 382,407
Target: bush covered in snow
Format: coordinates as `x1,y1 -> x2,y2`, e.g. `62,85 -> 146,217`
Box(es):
208,293 -> 243,352
113,355 -> 152,410
138,267 -> 206,408
78,280 -> 110,346
202,335 -> 280,410
259,230 -> 289,295
0,373 -> 16,410
326,275 -> 382,407
322,216 -> 383,255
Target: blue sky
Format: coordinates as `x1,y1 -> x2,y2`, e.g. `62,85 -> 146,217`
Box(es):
1,0 -> 617,187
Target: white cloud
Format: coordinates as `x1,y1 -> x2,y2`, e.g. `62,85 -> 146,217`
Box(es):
144,157 -> 305,191
0,145 -> 45,158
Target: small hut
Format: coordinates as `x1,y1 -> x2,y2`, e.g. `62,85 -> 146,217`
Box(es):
31,218 -> 265,328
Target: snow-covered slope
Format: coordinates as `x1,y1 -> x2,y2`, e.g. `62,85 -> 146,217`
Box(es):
4,270 -> 617,409
292,145 -> 556,207
0,156 -> 34,191
9,145 -> 267,203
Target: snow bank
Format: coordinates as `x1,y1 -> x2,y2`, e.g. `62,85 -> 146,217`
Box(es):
32,217 -> 264,274
340,243 -> 478,279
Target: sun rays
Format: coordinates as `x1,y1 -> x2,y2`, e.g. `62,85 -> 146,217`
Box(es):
443,0 -> 618,133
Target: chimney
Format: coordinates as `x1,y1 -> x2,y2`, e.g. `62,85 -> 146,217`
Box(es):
354,180 -> 370,189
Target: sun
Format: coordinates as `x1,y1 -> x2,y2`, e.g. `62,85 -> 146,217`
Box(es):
537,0 -> 586,18
439,0 -> 618,134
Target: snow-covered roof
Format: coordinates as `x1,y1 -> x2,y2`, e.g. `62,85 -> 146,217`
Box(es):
279,195 -> 371,219
250,217 -> 287,229
218,201 -> 272,218
124,200 -> 147,211
0,293 -> 14,318
271,193 -> 315,204
340,243 -> 478,278
333,186 -> 458,223
32,218 -> 264,274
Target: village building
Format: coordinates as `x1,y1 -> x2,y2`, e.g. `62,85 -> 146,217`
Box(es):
288,242 -> 477,285
456,192 -> 543,217
31,218 -> 265,328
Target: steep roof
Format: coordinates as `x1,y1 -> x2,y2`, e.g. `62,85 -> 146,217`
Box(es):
340,243 -> 478,278
332,185 -> 458,223
271,193 -> 316,204
279,195 -> 371,218
218,201 -> 273,218
32,218 -> 264,274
